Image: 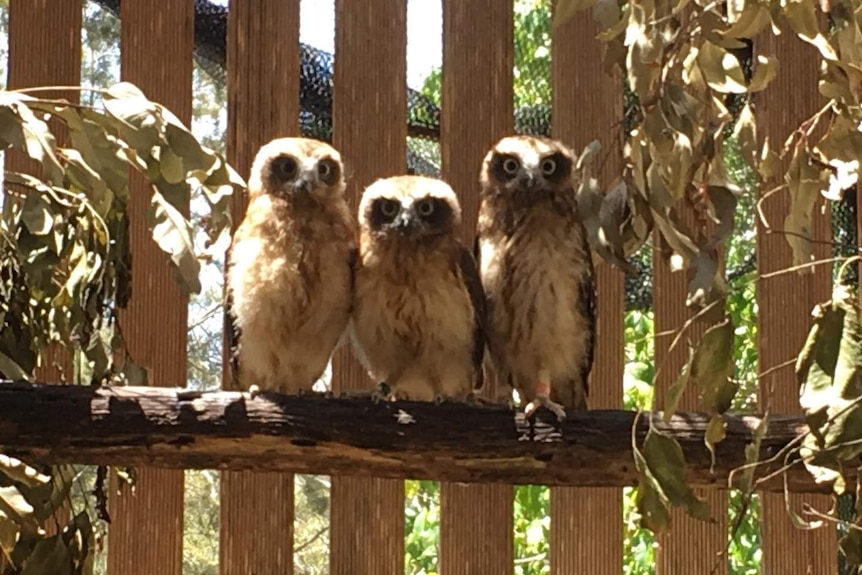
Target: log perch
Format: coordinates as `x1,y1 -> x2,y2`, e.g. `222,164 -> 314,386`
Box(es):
0,380 -> 834,493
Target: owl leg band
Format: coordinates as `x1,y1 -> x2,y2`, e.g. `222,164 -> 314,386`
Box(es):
524,381 -> 567,421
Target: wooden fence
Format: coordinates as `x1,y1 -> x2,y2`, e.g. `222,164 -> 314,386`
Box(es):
3,0 -> 845,573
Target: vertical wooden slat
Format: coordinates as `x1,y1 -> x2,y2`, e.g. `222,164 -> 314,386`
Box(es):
549,8 -> 625,574
438,1 -> 514,574
220,1 -> 301,573
330,1 -> 407,573
7,0 -> 82,537
652,230 -> 728,574
756,31 -> 837,575
106,2 -> 193,574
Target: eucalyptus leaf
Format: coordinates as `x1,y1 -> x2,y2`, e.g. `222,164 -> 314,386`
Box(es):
148,191 -> 201,294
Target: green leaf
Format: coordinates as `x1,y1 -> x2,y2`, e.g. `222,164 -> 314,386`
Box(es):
686,249 -> 727,319
165,122 -> 215,175
747,55 -> 779,92
731,103 -> 757,171
553,0 -> 596,28
0,456 -> 49,489
636,428 -> 713,531
633,443 -> 672,533
0,350 -> 30,381
13,98 -> 64,185
635,479 -> 671,533
0,486 -> 38,531
697,41 -> 748,94
157,144 -> 185,184
840,522 -> 862,565
704,415 -> 727,474
20,192 -> 53,236
20,535 -> 71,575
662,350 -> 692,421
690,318 -> 737,414
148,191 -> 201,294
0,507 -> 20,563
783,142 -> 824,270
721,2 -> 772,39
798,286 -> 862,489
102,85 -> 161,154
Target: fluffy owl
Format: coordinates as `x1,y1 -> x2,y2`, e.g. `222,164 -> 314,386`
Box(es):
226,137 -> 357,396
350,175 -> 487,403
476,135 -> 597,421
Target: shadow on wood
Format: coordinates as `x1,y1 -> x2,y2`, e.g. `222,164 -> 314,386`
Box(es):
0,380 -> 828,493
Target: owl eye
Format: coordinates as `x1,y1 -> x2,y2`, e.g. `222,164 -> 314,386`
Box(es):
318,159 -> 337,182
416,199 -> 435,217
379,199 -> 400,218
541,158 -> 557,176
271,156 -> 297,180
502,158 -> 520,175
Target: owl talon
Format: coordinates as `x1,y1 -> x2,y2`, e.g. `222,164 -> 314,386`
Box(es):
247,384 -> 261,400
370,388 -> 389,404
525,395 -> 567,422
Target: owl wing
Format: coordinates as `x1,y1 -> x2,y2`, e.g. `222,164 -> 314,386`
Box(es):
348,246 -> 358,312
224,285 -> 241,390
577,244 -> 597,397
460,242 -> 488,391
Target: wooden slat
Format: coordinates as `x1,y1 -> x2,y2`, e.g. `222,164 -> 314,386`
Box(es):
652,227 -> 728,573
549,7 -> 625,574
220,1 -> 301,573
7,0 -> 83,537
329,0 -> 407,573
106,2 -> 193,574
438,1 -> 514,573
756,31 -> 837,574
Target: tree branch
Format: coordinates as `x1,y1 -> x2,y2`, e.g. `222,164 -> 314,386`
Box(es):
0,381 -> 837,493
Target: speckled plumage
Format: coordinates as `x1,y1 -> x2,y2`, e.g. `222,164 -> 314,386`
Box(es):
350,175 -> 486,402
476,135 -> 596,420
226,137 -> 357,394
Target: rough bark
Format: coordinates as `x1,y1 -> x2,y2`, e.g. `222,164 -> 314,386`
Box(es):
0,381 -> 832,493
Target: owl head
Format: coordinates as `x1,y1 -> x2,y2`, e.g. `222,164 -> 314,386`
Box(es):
359,175 -> 462,242
480,135 -> 575,203
247,137 -> 345,203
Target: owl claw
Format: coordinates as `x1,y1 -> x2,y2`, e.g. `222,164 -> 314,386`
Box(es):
246,384 -> 261,400
524,395 -> 567,422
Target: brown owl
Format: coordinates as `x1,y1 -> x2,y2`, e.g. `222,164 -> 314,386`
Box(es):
350,175 -> 487,403
226,137 -> 357,396
476,135 -> 597,420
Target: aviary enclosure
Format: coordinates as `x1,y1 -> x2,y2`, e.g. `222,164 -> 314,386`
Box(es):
1,0 -> 861,573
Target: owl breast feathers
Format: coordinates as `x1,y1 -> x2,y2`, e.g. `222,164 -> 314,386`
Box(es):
476,135 -> 597,420
226,137 -> 357,394
350,175 -> 487,402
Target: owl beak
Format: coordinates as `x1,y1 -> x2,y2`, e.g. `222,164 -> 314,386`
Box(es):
518,170 -> 539,191
296,173 -> 316,195
393,210 -> 417,235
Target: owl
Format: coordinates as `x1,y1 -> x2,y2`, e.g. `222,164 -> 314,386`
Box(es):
476,135 -> 597,421
350,175 -> 487,403
225,137 -> 357,396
